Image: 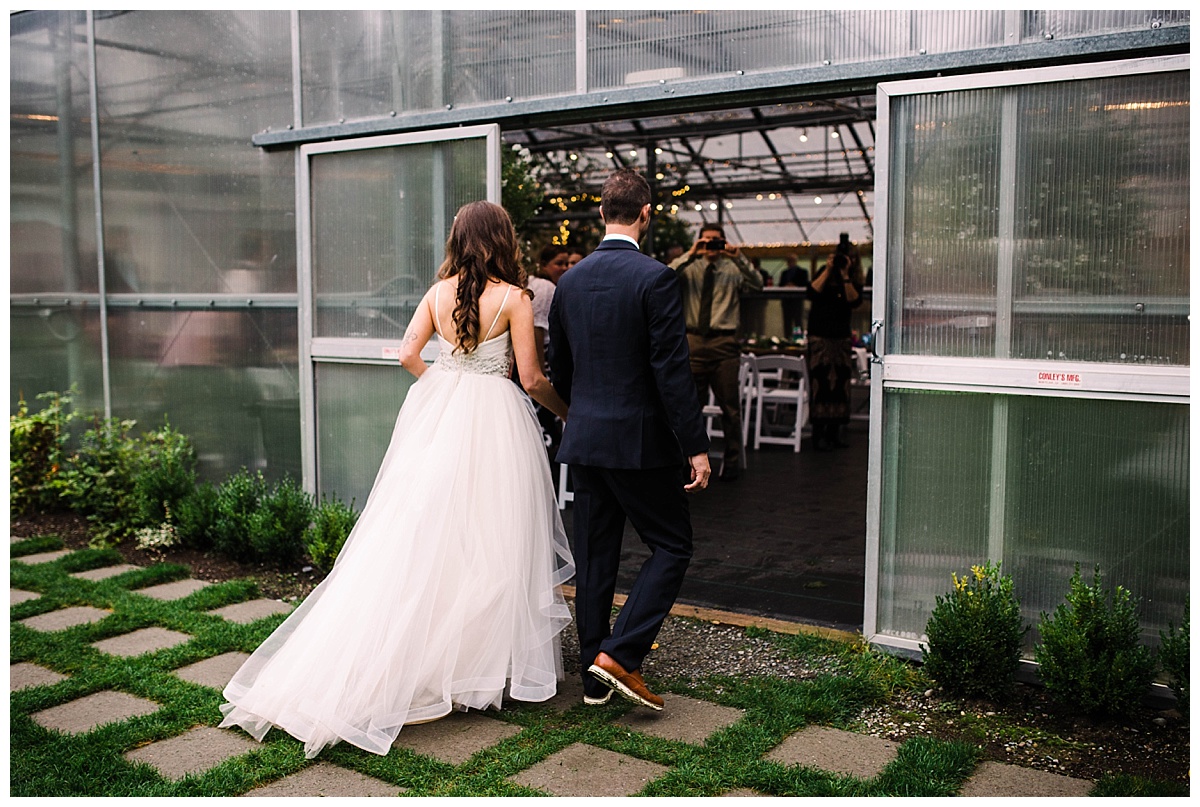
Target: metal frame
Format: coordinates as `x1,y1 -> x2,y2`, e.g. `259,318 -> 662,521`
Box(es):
296,124 -> 501,496
863,53 -> 1190,655
251,27 -> 1188,149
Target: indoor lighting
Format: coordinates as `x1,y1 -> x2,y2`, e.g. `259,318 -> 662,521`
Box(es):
569,153 -> 578,161
655,172 -> 665,180
654,147 -> 663,154
605,151 -> 614,158
694,204 -> 703,211
629,150 -> 638,157
768,193 -> 776,200
755,193 -> 763,201
708,202 -> 717,210
724,201 -> 733,209
830,130 -> 840,139
814,196 -> 823,204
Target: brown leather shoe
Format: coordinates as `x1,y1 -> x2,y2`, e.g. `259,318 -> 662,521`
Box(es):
587,651 -> 664,710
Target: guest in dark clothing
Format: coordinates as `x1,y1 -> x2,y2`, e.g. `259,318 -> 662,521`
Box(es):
806,240 -> 864,451
779,253 -> 810,337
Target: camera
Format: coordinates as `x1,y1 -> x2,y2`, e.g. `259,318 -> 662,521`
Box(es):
703,236 -> 726,251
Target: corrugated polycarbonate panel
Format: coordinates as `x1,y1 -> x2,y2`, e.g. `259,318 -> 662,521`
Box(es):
1001,395 -> 1189,649
586,11 -> 1009,89
106,308 -> 301,484
310,138 -> 487,340
1011,72 -> 1189,365
300,11 -> 436,125
315,363 -> 415,507
1026,9 -> 1190,40
887,89 -> 1004,357
876,389 -> 993,643
11,304 -> 105,416
877,389 -> 1189,653
10,10 -> 97,295
94,11 -> 296,295
446,11 -> 575,105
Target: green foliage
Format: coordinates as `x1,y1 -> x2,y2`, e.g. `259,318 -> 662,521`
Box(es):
1158,600 -> 1189,717
650,211 -> 695,264
51,415 -> 144,546
501,141 -> 545,239
303,495 -> 359,572
175,481 -> 219,550
922,562 -> 1027,701
1035,564 -> 1156,717
10,387 -> 80,515
1089,774 -> 1190,797
131,421 -> 197,529
249,475 -> 313,565
212,470 -> 312,565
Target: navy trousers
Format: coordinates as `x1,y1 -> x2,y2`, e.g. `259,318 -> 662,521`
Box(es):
570,463 -> 693,698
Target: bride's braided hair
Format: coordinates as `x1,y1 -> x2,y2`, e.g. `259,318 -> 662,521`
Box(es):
437,201 -> 528,354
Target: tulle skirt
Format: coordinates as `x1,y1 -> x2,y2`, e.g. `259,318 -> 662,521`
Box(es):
218,364 -> 575,758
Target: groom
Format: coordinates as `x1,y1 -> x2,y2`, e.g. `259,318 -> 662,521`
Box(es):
548,168 -> 711,710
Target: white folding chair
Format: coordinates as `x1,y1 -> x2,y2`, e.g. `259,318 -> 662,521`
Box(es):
751,354 -> 809,453
702,355 -> 754,470
557,463 -> 573,510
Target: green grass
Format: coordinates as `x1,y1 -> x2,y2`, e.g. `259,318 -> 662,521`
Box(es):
8,543 -> 1187,797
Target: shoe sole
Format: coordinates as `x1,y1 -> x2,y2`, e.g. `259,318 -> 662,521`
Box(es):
587,664 -> 663,711
582,692 -> 612,706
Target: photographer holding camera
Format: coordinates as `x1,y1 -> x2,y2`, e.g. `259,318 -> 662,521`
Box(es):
669,224 -> 763,480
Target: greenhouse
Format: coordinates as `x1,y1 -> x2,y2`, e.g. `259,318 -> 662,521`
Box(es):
9,10 -> 1189,660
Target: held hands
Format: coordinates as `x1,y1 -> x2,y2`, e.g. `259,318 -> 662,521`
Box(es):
684,453 -> 711,492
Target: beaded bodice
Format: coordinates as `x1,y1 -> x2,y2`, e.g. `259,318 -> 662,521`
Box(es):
433,332 -> 513,377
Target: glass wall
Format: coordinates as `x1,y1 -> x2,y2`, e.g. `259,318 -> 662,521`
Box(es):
874,61 -> 1189,656
887,71 -> 1189,364
10,10 -> 105,414
878,390 -> 1189,650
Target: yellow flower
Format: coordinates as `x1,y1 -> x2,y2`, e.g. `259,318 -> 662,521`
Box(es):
972,565 -> 986,582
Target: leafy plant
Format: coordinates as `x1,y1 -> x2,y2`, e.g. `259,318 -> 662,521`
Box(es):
248,475 -> 313,565
1035,564 -> 1156,716
211,468 -> 269,562
175,481 -> 219,550
211,469 -> 312,565
131,421 -> 197,529
304,495 -> 359,572
52,415 -> 144,546
10,387 -> 79,515
1158,600 -> 1189,717
922,562 -> 1027,701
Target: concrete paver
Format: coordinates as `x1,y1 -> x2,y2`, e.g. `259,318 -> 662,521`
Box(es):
124,725 -> 260,780
765,725 -> 899,780
30,690 -> 160,734
509,742 -> 669,797
393,710 -> 522,765
11,662 -> 68,691
207,599 -> 293,624
173,651 -> 251,690
14,549 -> 72,565
959,761 -> 1092,797
19,605 -> 111,632
91,627 -> 192,658
135,579 -> 211,601
11,588 -> 40,605
617,693 -> 743,745
244,762 -> 404,797
70,564 -> 142,582
503,676 -> 587,713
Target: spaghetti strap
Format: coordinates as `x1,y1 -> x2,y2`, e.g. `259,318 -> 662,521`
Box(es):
431,282 -> 445,340
481,284 -> 513,342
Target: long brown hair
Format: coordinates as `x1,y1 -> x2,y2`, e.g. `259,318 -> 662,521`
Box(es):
437,201 -> 527,353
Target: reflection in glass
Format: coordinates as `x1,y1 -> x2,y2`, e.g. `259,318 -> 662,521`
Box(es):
888,89 -> 1003,357
10,10 -> 97,295
316,363 -> 415,507
877,389 -> 1189,653
11,305 -> 106,416
311,138 -> 488,340
888,71 -> 1189,364
106,309 -> 300,484
93,11 -> 296,295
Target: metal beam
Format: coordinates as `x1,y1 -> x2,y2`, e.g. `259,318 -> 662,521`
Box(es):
251,27 -> 1189,149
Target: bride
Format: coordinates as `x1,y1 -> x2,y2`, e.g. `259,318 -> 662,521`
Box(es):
219,200 -> 574,759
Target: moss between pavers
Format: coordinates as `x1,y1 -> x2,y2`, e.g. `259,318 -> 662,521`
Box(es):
10,544 -> 1156,798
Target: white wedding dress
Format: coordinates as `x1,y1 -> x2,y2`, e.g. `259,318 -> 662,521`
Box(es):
219,285 -> 574,759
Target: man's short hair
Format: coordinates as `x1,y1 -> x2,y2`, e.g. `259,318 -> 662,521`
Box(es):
600,169 -> 650,225
699,223 -> 726,239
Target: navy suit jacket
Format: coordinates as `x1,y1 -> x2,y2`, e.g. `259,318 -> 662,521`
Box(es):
548,238 -> 708,469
